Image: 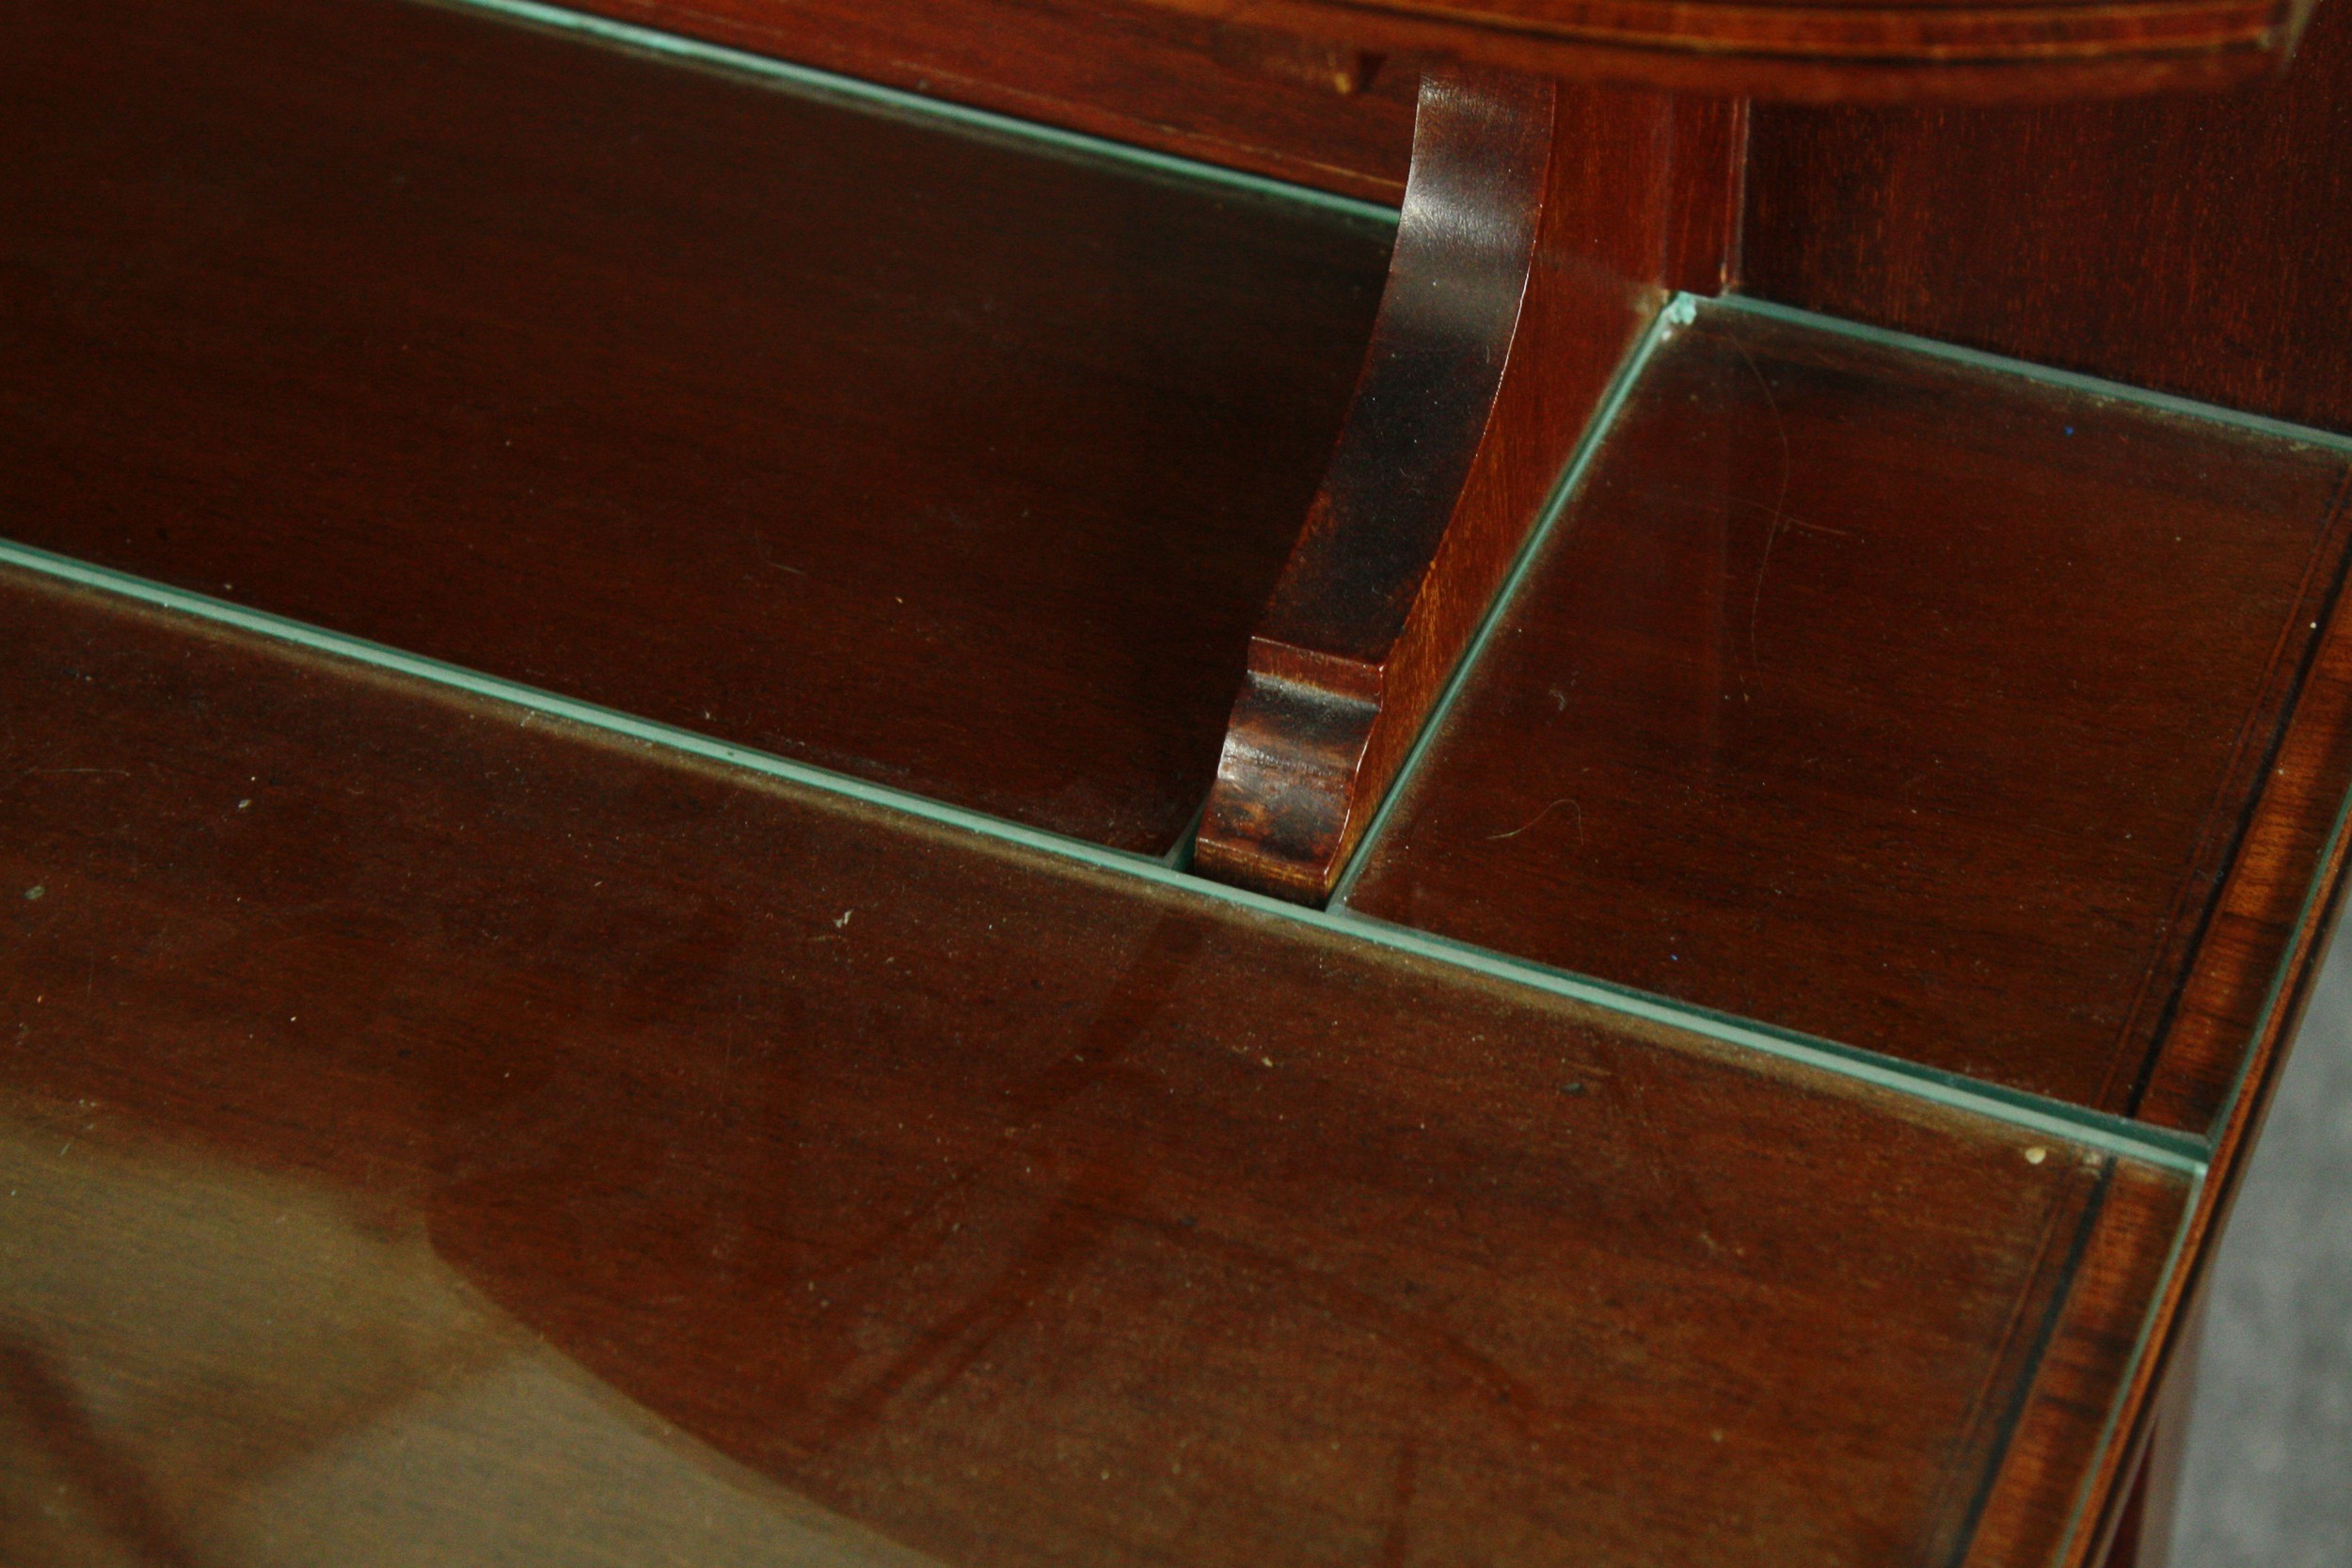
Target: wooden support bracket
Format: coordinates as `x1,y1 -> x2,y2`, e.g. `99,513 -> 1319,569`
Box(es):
1193,68 -> 1745,904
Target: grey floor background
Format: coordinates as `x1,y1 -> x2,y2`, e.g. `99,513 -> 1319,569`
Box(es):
2171,924 -> 2352,1566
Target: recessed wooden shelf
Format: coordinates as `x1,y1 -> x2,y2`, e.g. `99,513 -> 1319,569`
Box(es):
0,0 -> 1392,855
1342,302 -> 2352,1126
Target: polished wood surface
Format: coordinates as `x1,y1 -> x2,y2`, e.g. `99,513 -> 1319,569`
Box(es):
605,0 -> 2329,106
568,0 -> 1422,202
1194,69 -> 1740,903
2134,556 -> 2352,1132
1743,0 -> 2352,436
2069,630 -> 2352,1565
6,0 -> 2342,1558
2087,1304 -> 2198,1568
0,568 -> 2186,1567
0,0 -> 1393,856
1343,303 -> 2352,1116
1966,1164 -> 2191,1568
1129,0 -> 2312,102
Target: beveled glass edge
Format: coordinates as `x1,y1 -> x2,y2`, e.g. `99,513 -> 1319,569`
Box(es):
2054,1166 -> 2206,1567
1720,289 -> 2352,1547
1325,294 -> 1696,912
1717,293 -> 2352,457
1728,289 -> 2352,1160
1329,906 -> 2204,1177
1313,284 -> 2348,1558
1164,794 -> 1211,872
0,533 -> 2201,1177
421,0 -> 1400,230
1324,286 -> 2352,1180
0,537 -> 1167,874
2205,765 -> 2352,1148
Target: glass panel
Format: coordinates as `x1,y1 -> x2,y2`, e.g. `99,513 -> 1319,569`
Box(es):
1343,301 -> 2352,1117
0,0 -> 1392,855
1,568 -> 2186,1566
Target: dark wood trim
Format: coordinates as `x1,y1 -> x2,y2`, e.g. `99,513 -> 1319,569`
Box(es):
1986,641 -> 2352,1563
1741,6 -> 2352,436
1193,68 -> 1741,903
1962,1164 -> 2191,1568
1132,0 -> 2310,103
2091,1302 -> 2200,1568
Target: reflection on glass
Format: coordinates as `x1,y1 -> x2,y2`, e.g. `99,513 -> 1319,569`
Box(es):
1344,302 -> 2352,1117
0,1099 -> 934,1567
0,568 -> 2192,1567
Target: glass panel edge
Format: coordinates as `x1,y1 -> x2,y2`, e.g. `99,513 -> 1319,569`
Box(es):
1324,293 -> 1698,910
0,532 -> 2205,1178
1716,294 -> 2352,457
420,0 -> 1401,230
2050,1166 -> 2207,1568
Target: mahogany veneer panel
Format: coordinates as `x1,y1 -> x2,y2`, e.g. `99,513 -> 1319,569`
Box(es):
0,0 -> 1393,855
0,570 -> 2181,1567
1744,0 -> 2352,436
1345,305 -> 2352,1117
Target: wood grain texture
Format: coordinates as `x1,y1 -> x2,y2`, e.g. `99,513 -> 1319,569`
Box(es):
562,0 -> 1422,203
1956,589 -> 2352,1568
1343,304 -> 2352,1114
1193,69 -> 1741,904
2134,562 -> 2352,1131
1743,0 -> 2352,435
2088,1303 -> 2198,1568
1962,1164 -> 2191,1568
0,566 -> 2175,1568
0,0 -> 1393,856
1130,0 -> 2312,102
2059,613 -> 2352,1568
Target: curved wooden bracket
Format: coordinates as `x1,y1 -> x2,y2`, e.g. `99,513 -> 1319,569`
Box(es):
1193,69 -> 1742,904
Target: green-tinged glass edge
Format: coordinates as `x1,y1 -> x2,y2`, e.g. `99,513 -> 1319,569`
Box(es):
0,533 -> 2203,1176
1325,294 -> 1695,912
2054,1167 -> 2207,1567
2203,782 -> 2352,1144
0,537 -> 1168,874
1723,296 -> 2352,1148
420,0 -> 1399,230
1718,294 -> 2352,457
1326,287 -> 2352,1560
1164,795 -> 1211,872
1329,904 -> 2204,1175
